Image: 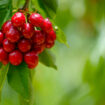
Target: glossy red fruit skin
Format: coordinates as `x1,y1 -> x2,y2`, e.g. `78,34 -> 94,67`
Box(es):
0,32 -> 4,43
33,30 -> 45,45
3,39 -> 15,52
11,12 -> 26,27
34,43 -> 45,54
24,51 -> 39,68
0,48 -> 8,61
46,30 -> 56,42
18,39 -> 31,53
6,26 -> 20,43
9,50 -> 23,66
2,58 -> 9,65
28,64 -> 36,69
29,13 -> 44,27
22,23 -> 34,39
2,21 -> 12,34
46,41 -> 55,48
41,18 -> 53,33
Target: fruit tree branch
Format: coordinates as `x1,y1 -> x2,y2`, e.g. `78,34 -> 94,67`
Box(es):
22,0 -> 30,10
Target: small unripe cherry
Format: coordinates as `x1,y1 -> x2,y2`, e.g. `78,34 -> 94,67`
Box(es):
2,21 -> 12,34
0,48 -> 8,61
22,23 -> 34,39
33,30 -> 45,45
6,26 -> 20,43
24,51 -> 39,68
46,41 -> 55,48
41,18 -> 53,33
9,50 -> 23,66
11,12 -> 26,27
29,13 -> 44,27
34,43 -> 45,54
18,39 -> 31,53
0,32 -> 4,43
3,39 -> 15,52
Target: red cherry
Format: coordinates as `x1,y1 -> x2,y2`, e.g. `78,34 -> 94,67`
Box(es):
3,39 -> 15,52
24,51 -> 38,68
2,21 -> 12,34
22,23 -> 34,39
9,50 -> 23,66
0,32 -> 4,43
0,48 -> 8,61
46,30 -> 56,42
2,58 -> 9,65
41,18 -> 53,33
33,30 -> 45,45
18,39 -> 31,53
46,41 -> 55,48
34,43 -> 45,54
29,13 -> 44,27
28,64 -> 36,69
6,26 -> 20,43
11,12 -> 26,27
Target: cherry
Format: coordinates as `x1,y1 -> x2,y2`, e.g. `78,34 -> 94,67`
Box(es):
29,13 -> 44,27
0,48 -> 8,61
3,39 -> 15,52
46,30 -> 56,42
6,26 -> 20,43
0,32 -> 4,43
11,12 -> 26,27
34,43 -> 45,54
28,64 -> 36,69
2,21 -> 12,34
33,30 -> 45,45
2,58 -> 9,65
24,51 -> 38,68
41,18 -> 53,33
46,41 -> 55,48
18,39 -> 31,53
22,23 -> 34,39
9,50 -> 23,66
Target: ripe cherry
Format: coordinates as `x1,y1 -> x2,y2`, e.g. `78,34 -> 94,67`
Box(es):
22,23 -> 34,39
2,58 -> 9,65
2,21 -> 12,34
41,18 -> 53,33
3,39 -> 15,52
0,32 -> 4,43
46,41 -> 55,48
29,13 -> 44,27
9,50 -> 23,66
18,39 -> 31,53
24,51 -> 38,68
0,48 -> 8,61
34,43 -> 45,54
33,30 -> 45,45
28,64 -> 36,69
6,26 -> 20,43
46,30 -> 56,42
11,12 -> 26,27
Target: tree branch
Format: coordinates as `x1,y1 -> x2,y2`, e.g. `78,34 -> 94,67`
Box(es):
22,0 -> 30,10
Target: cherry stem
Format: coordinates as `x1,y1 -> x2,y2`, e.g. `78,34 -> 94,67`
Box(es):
22,0 -> 30,10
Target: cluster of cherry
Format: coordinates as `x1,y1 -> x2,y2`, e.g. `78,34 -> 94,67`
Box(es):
0,12 -> 56,69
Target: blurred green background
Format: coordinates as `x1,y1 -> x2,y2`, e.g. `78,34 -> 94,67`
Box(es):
0,0 -> 105,105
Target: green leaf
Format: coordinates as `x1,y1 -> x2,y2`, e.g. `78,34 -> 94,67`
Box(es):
7,62 -> 33,105
39,50 -> 57,70
0,0 -> 12,28
0,63 -> 9,91
32,0 -> 58,18
56,26 -> 69,47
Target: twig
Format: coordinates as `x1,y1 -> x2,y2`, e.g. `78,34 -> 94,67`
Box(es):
22,0 -> 30,10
